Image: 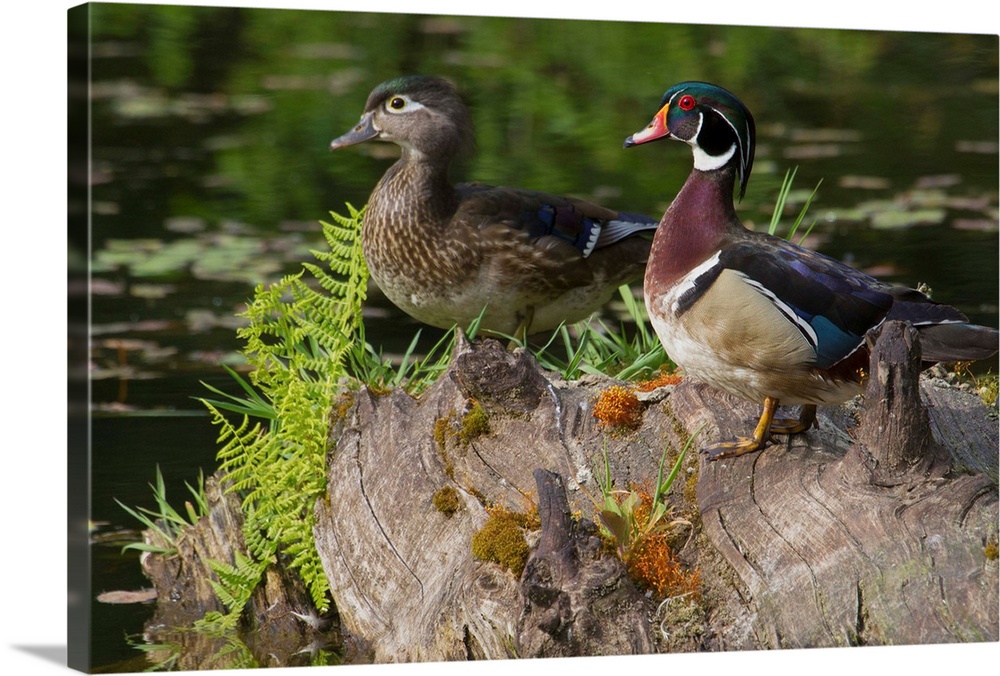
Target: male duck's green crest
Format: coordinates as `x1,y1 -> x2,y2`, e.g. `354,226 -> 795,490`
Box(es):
625,81 -> 755,200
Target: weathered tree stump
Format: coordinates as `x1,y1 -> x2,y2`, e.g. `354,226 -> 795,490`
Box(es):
516,469 -> 655,657
685,321 -> 998,649
137,326 -> 998,665
853,320 -> 940,481
140,476 -> 340,669
311,334 -> 623,662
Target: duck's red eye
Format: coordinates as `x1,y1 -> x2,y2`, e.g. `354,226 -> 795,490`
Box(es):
678,94 -> 696,111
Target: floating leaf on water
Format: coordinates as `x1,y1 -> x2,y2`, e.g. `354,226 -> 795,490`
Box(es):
839,175 -> 890,190
860,264 -> 899,278
130,239 -> 203,277
915,174 -> 961,189
230,94 -> 272,116
114,91 -> 171,119
92,320 -> 175,335
186,309 -> 249,333
902,189 -> 949,208
104,238 -> 165,253
97,337 -> 179,362
870,208 -> 947,229
91,278 -> 126,296
190,239 -> 282,283
783,144 -> 844,160
789,128 -> 862,143
95,238 -> 165,271
218,219 -> 257,235
94,201 -> 120,215
815,207 -> 867,223
189,350 -> 247,368
953,219 -> 999,232
130,283 -> 176,300
164,216 -> 207,233
956,140 -> 999,154
97,589 -> 158,604
89,364 -> 160,381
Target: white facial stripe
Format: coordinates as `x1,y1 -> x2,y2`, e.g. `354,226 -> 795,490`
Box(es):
707,103 -> 747,179
689,110 -> 704,142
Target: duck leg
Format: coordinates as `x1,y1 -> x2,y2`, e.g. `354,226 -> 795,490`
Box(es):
768,404 -> 817,436
508,307 -> 535,349
703,396 -> 779,461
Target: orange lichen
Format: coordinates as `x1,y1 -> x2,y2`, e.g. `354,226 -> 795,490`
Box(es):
605,484 -> 700,600
593,385 -> 643,430
636,371 -> 684,392
626,530 -> 701,600
625,491 -> 700,600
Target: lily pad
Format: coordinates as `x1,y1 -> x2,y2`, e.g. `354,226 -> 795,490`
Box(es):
839,175 -> 890,190
97,589 -> 158,604
870,208 -> 947,230
130,283 -> 176,299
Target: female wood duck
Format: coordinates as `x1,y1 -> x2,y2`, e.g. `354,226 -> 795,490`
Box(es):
625,81 -> 999,460
329,75 -> 658,339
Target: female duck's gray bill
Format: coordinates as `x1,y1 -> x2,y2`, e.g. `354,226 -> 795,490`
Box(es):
330,111 -> 379,150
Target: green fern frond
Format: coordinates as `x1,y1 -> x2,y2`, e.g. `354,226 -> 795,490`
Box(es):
199,205 -> 369,620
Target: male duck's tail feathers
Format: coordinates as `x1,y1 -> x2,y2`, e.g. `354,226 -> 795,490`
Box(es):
883,287 -> 998,362
915,322 -> 999,363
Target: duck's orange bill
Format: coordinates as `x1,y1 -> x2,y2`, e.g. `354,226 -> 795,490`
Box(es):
624,104 -> 671,147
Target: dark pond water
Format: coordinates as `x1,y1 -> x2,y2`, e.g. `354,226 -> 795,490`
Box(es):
78,5 -> 998,671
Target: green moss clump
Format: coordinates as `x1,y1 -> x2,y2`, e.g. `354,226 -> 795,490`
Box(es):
433,412 -> 456,480
471,507 -> 537,577
433,414 -> 452,452
459,401 -> 489,445
985,540 -> 999,561
432,486 -> 461,517
978,376 -> 998,409
331,391 -> 355,421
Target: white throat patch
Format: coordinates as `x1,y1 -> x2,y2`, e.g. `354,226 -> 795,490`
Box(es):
692,142 -> 736,172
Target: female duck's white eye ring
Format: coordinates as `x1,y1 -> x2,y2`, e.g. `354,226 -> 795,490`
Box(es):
385,95 -> 425,113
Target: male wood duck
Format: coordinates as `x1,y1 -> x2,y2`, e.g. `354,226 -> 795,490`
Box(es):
330,75 -> 658,339
625,81 -> 999,460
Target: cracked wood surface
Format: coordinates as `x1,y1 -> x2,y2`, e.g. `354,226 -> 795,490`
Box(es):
314,330 -> 996,660
677,323 -> 999,649
141,329 -> 997,665
313,336 -> 661,661
140,476 -> 335,669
